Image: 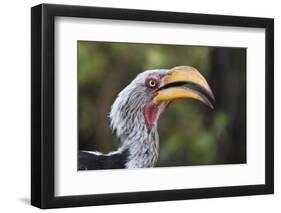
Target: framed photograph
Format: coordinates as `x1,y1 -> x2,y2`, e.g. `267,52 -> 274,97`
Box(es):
31,3 -> 274,209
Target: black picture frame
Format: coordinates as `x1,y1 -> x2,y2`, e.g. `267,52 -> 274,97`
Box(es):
31,3 -> 274,209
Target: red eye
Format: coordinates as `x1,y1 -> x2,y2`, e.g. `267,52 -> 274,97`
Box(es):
145,77 -> 158,89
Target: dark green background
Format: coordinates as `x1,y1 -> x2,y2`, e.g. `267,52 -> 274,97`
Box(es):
78,41 -> 246,167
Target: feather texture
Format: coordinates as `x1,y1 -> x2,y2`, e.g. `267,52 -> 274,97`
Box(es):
79,69 -> 170,170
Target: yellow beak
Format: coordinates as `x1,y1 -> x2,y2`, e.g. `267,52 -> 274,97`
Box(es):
153,66 -> 215,108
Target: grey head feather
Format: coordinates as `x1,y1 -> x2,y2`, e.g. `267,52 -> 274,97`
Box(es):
109,69 -> 170,168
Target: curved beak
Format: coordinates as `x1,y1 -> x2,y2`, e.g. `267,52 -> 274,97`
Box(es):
153,66 -> 215,108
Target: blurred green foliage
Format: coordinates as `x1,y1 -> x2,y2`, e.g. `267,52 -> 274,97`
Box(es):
78,41 -> 246,167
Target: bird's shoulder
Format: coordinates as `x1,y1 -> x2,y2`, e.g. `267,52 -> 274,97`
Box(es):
78,149 -> 129,170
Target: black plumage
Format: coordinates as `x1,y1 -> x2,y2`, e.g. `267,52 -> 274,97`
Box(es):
78,149 -> 129,170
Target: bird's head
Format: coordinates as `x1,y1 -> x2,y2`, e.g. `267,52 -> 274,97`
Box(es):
110,66 -> 214,141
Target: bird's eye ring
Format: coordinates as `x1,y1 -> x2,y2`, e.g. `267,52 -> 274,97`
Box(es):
148,79 -> 156,87
146,78 -> 159,89
145,76 -> 159,89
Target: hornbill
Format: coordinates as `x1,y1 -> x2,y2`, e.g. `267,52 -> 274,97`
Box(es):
79,66 -> 214,170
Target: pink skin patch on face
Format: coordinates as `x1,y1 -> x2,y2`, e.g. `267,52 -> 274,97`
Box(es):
144,103 -> 159,129
143,74 -> 162,129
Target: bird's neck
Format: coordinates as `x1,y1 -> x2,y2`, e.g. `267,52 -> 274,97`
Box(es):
109,92 -> 162,168
117,125 -> 159,169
